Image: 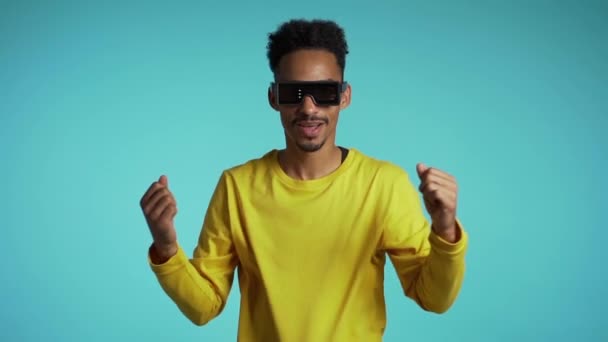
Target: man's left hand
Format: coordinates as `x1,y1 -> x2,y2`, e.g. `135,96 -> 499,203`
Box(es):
416,163 -> 459,243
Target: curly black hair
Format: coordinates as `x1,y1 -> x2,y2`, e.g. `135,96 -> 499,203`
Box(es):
266,19 -> 349,77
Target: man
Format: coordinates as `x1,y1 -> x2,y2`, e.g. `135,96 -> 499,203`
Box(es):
140,19 -> 468,341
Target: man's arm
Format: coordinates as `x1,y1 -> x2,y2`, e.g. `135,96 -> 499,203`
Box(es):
145,172 -> 239,325
379,166 -> 468,313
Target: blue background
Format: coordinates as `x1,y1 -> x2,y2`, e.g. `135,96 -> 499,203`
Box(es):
1,0 -> 606,341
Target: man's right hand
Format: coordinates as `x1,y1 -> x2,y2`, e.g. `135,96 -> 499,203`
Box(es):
140,175 -> 178,263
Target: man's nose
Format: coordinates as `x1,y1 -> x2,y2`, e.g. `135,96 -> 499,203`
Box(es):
298,95 -> 318,114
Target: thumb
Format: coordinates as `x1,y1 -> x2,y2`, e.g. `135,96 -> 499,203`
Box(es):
416,163 -> 428,179
159,175 -> 168,187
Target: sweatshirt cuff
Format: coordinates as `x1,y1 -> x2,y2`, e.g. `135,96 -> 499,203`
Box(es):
148,243 -> 190,276
429,219 -> 468,256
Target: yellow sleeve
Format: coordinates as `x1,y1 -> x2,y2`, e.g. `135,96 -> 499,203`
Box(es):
379,166 -> 468,313
148,172 -> 239,325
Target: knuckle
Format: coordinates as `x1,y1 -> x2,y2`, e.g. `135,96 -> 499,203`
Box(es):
155,192 -> 166,202
143,205 -> 152,216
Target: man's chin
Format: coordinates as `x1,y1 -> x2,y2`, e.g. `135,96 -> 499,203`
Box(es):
296,139 -> 325,153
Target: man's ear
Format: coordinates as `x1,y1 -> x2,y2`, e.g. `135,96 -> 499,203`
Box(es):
340,83 -> 352,110
268,87 -> 279,111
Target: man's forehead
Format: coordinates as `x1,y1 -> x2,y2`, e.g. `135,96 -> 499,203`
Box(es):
277,50 -> 341,74
275,77 -> 341,82
275,64 -> 343,82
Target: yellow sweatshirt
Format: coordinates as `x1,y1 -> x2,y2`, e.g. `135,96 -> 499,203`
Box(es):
148,148 -> 468,341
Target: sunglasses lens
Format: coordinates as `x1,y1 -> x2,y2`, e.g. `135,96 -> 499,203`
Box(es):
310,83 -> 340,105
277,82 -> 342,105
277,83 -> 303,104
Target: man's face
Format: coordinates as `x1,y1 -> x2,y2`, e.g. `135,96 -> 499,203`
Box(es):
269,49 -> 351,153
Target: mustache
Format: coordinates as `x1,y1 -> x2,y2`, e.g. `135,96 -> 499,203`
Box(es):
291,115 -> 329,125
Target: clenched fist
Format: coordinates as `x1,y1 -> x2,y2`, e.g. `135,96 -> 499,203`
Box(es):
140,175 -> 178,262
416,163 -> 460,243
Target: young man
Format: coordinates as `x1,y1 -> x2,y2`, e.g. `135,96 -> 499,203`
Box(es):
140,19 -> 468,341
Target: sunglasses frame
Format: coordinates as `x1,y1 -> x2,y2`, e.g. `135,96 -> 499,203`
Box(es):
270,80 -> 349,106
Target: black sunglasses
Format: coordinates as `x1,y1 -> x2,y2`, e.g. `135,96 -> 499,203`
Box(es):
270,81 -> 348,106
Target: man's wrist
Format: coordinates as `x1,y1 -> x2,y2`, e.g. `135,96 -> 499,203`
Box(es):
432,223 -> 460,243
150,242 -> 178,265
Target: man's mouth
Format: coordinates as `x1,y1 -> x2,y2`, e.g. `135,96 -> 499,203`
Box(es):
296,121 -> 324,127
295,121 -> 324,137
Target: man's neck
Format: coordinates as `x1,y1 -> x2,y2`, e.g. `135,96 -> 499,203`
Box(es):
278,144 -> 343,181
